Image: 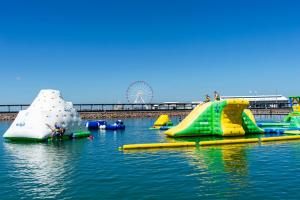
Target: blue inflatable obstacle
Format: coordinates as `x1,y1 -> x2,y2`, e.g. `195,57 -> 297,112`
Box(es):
86,120 -> 107,130
257,122 -> 300,134
106,120 -> 125,130
262,127 -> 300,134
86,120 -> 125,130
263,127 -> 286,134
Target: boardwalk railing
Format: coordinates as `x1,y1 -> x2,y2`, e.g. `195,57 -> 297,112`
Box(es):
0,103 -> 199,113
0,105 -> 30,113
0,102 -> 291,113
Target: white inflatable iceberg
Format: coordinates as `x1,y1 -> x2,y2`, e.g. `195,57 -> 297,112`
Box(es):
3,89 -> 83,141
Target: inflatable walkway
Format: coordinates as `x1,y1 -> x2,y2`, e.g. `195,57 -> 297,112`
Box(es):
258,96 -> 300,134
165,99 -> 263,137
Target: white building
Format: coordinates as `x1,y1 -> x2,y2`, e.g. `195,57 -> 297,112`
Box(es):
221,95 -> 289,108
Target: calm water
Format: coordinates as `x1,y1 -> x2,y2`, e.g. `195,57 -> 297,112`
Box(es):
1,117 -> 300,199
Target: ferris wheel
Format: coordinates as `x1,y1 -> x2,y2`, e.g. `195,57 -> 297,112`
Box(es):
126,81 -> 154,104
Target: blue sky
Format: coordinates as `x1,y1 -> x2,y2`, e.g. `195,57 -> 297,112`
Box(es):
0,0 -> 299,103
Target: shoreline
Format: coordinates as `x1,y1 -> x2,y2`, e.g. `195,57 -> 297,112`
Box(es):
0,108 -> 291,121
0,110 -> 191,121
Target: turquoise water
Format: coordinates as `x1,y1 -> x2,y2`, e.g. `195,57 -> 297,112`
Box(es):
1,118 -> 300,199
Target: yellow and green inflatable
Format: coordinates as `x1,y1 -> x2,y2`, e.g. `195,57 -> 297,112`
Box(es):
165,99 -> 263,137
150,114 -> 173,130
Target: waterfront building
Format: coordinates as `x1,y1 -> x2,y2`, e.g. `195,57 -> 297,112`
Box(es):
221,95 -> 289,109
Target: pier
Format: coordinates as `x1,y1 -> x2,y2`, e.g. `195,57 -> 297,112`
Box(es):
0,102 -> 292,121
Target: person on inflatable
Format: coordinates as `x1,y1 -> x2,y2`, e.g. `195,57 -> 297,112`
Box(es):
46,123 -> 65,139
204,94 -> 211,103
214,91 -> 220,101
53,122 -> 65,138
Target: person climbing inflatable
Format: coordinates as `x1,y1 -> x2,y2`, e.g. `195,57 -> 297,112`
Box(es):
54,122 -> 65,138
46,123 -> 66,139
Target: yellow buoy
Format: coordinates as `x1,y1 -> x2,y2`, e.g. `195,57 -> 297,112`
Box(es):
121,142 -> 196,150
261,136 -> 300,142
200,138 -> 259,146
119,136 -> 300,151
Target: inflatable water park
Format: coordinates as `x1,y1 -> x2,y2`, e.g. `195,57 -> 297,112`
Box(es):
120,97 -> 300,150
3,89 -> 90,141
3,89 -> 300,150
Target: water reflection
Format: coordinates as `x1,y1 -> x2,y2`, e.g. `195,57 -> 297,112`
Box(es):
194,145 -> 251,198
125,134 -> 253,190
166,136 -> 249,175
3,141 -> 85,199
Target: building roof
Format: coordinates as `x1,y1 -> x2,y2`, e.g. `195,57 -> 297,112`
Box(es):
221,95 -> 288,102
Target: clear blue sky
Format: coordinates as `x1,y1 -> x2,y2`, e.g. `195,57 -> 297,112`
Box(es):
0,0 -> 299,104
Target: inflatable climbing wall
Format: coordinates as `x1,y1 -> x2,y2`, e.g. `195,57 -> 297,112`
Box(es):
3,89 -> 82,141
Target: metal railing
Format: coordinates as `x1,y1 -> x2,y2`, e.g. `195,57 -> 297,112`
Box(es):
0,103 -> 199,113
0,101 -> 291,113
